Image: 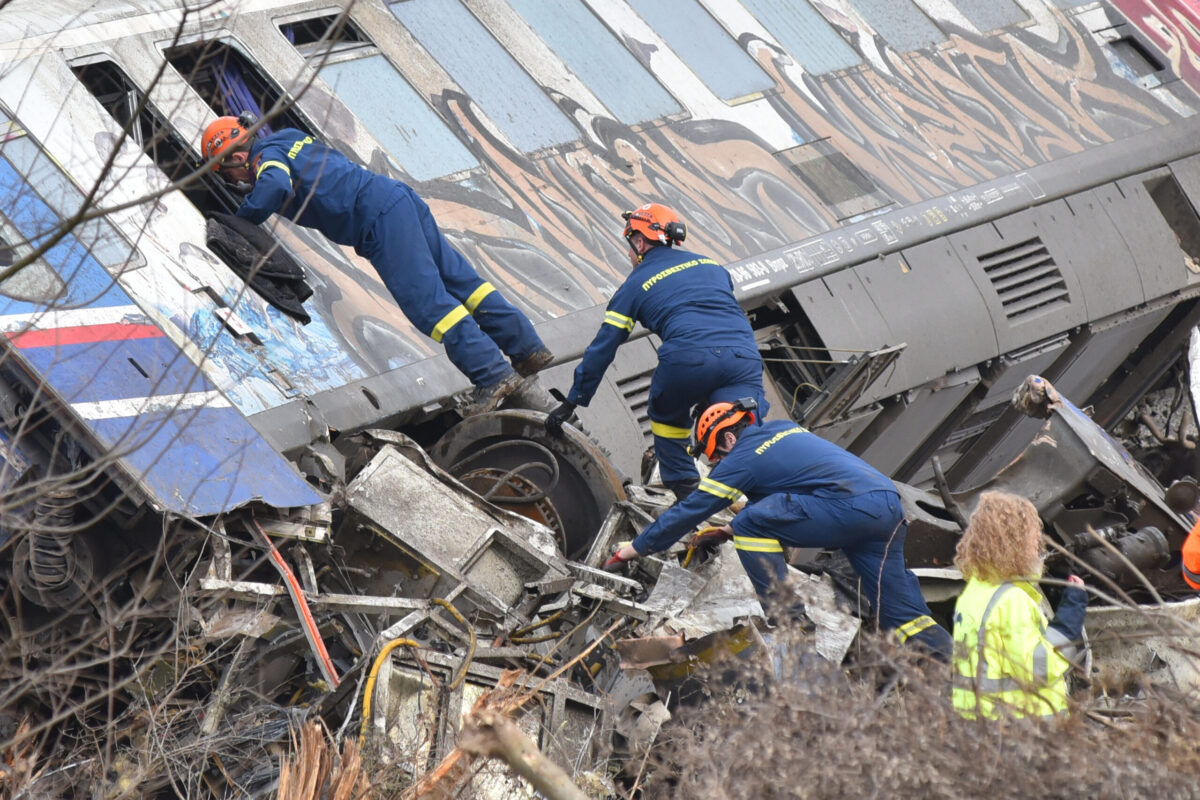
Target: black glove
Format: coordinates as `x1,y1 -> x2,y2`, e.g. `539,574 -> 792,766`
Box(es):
545,401 -> 577,437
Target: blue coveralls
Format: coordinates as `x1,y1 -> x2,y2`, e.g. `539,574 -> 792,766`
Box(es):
235,128 -> 544,387
630,419 -> 952,657
566,245 -> 766,484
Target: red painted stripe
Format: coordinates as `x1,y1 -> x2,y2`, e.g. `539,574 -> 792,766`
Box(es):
6,322 -> 164,349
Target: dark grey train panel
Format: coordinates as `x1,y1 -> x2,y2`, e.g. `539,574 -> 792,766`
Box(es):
1095,173 -> 1193,304
857,242 -> 998,403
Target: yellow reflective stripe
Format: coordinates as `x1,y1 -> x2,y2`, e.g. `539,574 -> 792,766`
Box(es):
733,536 -> 784,553
604,311 -> 634,331
699,477 -> 740,501
650,420 -> 691,439
464,282 -> 496,312
430,305 -> 469,343
895,615 -> 936,643
256,159 -> 292,180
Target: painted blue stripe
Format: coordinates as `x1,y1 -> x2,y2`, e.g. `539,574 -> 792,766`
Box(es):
0,150 -> 321,514
90,407 -> 321,515
17,337 -> 216,403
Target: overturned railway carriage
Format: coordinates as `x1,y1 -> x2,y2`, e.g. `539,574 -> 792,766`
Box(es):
4,0 -> 1200,788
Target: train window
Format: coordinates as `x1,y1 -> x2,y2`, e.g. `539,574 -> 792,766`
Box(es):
388,0 -> 579,154
71,59 -> 242,215
279,13 -> 479,180
776,139 -> 891,221
626,0 -> 774,103
851,0 -> 945,53
165,41 -> 313,137
954,0 -> 1029,33
736,0 -> 861,75
0,117 -> 144,273
506,0 -> 681,124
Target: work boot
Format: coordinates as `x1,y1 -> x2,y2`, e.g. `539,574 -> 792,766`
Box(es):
513,346 -> 554,377
459,371 -> 524,417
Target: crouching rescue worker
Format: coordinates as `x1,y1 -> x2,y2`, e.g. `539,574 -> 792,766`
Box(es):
201,115 -> 552,415
604,400 -> 953,660
952,491 -> 1088,720
545,203 -> 766,501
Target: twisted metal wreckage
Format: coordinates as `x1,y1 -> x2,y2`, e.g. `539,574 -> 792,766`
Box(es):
105,370 -> 1194,793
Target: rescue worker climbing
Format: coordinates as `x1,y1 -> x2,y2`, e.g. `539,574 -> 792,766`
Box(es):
604,400 -> 953,660
544,203 -> 767,501
951,491 -> 1088,720
201,115 -> 552,415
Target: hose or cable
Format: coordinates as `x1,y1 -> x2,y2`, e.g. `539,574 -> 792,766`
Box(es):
448,440 -> 561,504
432,597 -> 476,690
358,637 -> 419,746
510,607 -> 564,637
249,513 -> 340,688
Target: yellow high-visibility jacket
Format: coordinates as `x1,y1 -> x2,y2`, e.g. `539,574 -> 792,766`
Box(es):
952,578 -> 1073,719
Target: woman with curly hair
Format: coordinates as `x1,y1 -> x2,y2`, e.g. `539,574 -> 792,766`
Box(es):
951,491 -> 1088,720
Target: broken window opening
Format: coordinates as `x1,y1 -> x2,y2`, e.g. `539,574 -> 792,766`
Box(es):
278,12 -> 479,181
165,41 -> 313,138
757,295 -> 836,422
1145,173 -> 1200,273
72,59 -> 242,215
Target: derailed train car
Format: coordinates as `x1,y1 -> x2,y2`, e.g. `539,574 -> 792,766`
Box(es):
4,0 -> 1200,789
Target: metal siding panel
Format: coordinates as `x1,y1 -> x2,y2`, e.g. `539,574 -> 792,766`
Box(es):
508,0 -> 680,123
319,55 -> 478,180
1094,179 -> 1189,303
1040,189 -> 1146,321
627,0 -> 775,100
952,204 -> 1088,354
955,0 -> 1028,33
856,376 -> 978,476
854,0 -> 946,52
858,242 -> 998,398
790,270 -> 912,396
388,0 -> 579,153
738,0 -> 862,74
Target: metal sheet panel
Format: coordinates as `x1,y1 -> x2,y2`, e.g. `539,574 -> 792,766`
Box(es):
856,372 -> 979,477
508,0 -> 680,123
388,0 -> 579,153
950,204 -> 1088,354
738,0 -> 862,74
1095,175 -> 1194,304
854,0 -> 946,52
627,0 -> 775,100
858,241 -> 997,400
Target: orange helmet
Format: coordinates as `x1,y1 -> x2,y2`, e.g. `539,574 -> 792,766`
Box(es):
201,116 -> 251,169
690,398 -> 757,459
622,203 -> 686,246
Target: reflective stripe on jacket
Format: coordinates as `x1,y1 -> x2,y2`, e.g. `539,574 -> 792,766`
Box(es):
951,578 -> 1070,719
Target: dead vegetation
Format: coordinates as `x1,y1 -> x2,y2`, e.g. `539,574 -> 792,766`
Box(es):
640,626 -> 1200,800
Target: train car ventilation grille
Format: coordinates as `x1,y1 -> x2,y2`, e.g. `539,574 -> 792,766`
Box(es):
616,371 -> 654,446
977,237 -> 1069,321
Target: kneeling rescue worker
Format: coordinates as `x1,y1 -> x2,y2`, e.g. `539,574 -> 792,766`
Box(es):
201,115 -> 552,415
605,400 -> 953,660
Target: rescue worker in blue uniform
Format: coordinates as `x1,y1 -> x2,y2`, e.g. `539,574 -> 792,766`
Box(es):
545,203 -> 766,501
201,115 -> 552,415
605,400 -> 953,660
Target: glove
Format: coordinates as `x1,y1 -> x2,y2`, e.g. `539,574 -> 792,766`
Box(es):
603,544 -> 637,572
683,526 -> 732,567
545,401 -> 577,437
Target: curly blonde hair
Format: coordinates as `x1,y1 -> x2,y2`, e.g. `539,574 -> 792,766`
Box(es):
954,491 -> 1044,582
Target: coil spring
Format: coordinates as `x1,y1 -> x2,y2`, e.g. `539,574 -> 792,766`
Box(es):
27,489 -> 76,590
